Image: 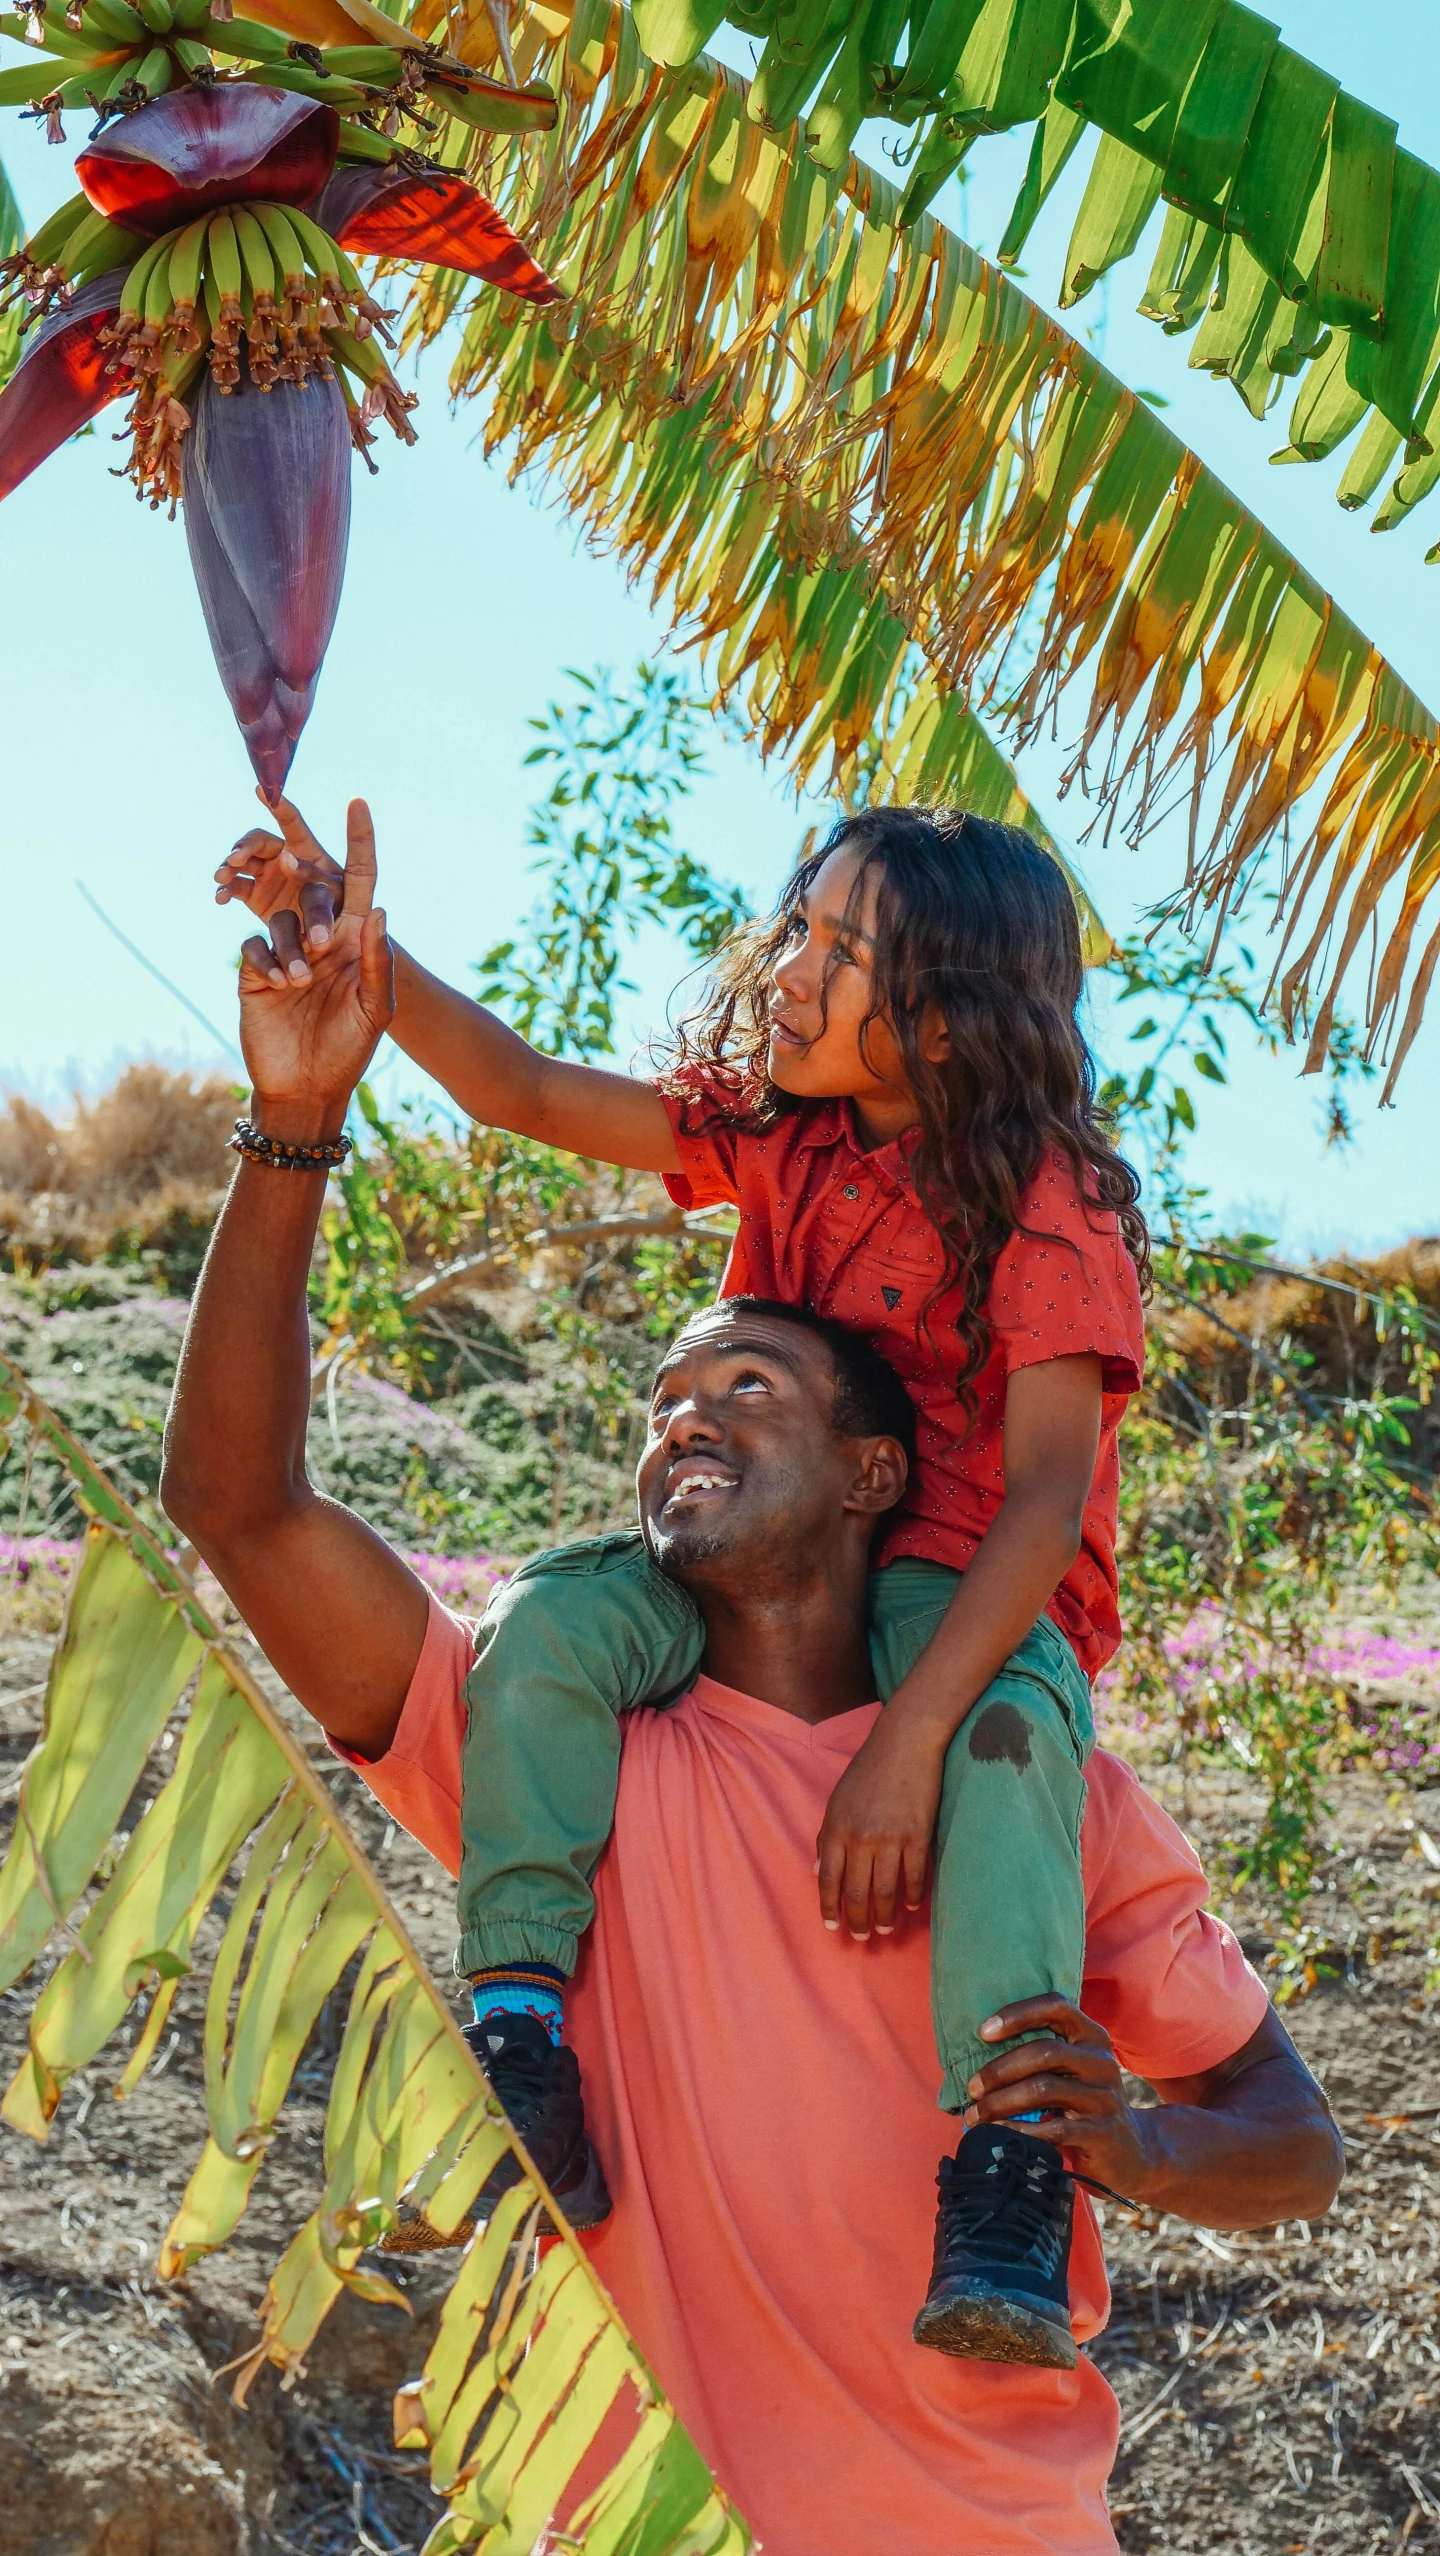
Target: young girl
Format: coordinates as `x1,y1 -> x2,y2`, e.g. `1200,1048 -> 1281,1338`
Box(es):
220,798 -> 1149,2368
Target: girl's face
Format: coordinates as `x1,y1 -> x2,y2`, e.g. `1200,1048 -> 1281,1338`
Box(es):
767,846 -> 949,1144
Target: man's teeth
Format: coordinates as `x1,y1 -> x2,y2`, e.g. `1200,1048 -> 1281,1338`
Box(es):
669,1472 -> 734,1498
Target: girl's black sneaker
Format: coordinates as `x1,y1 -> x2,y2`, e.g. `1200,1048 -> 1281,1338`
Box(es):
462,2008 -> 613,2233
912,2122 -> 1077,2368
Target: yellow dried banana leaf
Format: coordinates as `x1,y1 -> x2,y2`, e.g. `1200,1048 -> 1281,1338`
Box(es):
0,152 -> 22,395
614,0 -> 1440,478
0,1526 -> 204,2000
0,1352 -> 753,2556
422,0 -> 1440,1073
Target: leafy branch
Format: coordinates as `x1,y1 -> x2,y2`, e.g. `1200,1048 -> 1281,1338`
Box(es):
475,663 -> 752,1061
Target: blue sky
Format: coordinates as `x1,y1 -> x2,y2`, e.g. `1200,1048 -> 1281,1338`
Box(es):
1,1 -> 1437,1257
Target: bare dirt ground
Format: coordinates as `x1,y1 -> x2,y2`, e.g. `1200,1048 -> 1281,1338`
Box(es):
4,1608 -> 1440,2555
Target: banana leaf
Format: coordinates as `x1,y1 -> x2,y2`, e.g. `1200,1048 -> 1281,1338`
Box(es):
618,0 -> 1440,488
0,1356 -> 753,2556
0,152 -> 22,394
413,2 -> 1440,1088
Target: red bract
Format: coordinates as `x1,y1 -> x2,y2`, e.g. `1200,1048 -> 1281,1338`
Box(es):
77,86 -> 340,239
0,274 -> 126,504
316,164 -> 562,304
182,354 -> 351,797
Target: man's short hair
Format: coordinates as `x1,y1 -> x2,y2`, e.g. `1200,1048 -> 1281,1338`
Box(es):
677,1296 -> 919,1469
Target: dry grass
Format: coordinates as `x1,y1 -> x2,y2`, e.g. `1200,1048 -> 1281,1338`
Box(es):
0,1065 -> 240,1278
1157,1240 -> 1440,1474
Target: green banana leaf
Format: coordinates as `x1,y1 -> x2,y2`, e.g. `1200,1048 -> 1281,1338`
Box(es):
409,2 -> 1440,1093
0,1355 -> 753,2556
0,152 -> 22,393
615,0 -> 1440,521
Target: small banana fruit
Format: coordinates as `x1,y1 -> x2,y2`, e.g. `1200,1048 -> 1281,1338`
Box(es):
201,11 -> 287,55
238,57 -> 371,106
15,189 -> 90,274
78,0 -> 145,38
205,208 -> 243,384
333,117 -> 395,164
166,213 -> 208,350
131,38 -> 172,90
230,201 -> 280,380
106,225 -> 170,328
251,198 -> 309,320
314,41 -> 402,79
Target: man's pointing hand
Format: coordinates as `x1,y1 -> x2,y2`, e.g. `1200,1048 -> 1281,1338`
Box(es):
219,787 -> 349,979
237,798 -> 394,1129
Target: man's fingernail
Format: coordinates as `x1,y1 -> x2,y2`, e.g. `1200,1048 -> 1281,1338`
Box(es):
287,961 -> 311,984
967,2074 -> 982,2096
851,1929 -> 869,1942
281,850 -> 298,870
309,924 -> 331,947
875,1924 -> 894,1936
823,1919 -> 839,1932
981,2016 -> 1003,2036
963,2104 -> 978,2127
268,968 -> 285,988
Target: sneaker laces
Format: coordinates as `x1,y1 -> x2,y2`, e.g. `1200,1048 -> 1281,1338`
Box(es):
472,2020 -> 553,2124
938,2144 -> 1068,2268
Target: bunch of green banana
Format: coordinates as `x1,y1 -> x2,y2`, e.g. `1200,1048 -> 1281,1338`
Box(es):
120,329 -> 207,511
0,189 -> 141,304
1,0 -> 212,65
100,198 -> 413,446
0,0 -> 220,135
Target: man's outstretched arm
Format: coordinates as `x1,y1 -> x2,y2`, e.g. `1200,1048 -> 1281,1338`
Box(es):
964,1994 -> 1344,2229
162,805 -> 430,1760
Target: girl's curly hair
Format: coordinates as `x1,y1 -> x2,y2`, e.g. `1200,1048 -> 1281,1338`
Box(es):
659,805 -> 1150,1403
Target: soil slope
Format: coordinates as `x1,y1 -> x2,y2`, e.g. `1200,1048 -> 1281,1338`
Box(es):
4,1622 -> 1440,2553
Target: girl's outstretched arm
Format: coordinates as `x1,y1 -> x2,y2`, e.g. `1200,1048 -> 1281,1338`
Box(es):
215,795 -> 682,1173
815,1349 -> 1104,1943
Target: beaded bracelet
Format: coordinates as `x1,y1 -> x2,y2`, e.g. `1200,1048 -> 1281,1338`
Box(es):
230,1117 -> 352,1170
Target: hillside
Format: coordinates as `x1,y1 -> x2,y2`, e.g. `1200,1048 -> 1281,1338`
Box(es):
4,1575 -> 1440,2555
1,1067 -> 1438,2552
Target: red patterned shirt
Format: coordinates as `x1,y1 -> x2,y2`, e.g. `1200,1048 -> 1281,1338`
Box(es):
659,1072 -> 1145,1675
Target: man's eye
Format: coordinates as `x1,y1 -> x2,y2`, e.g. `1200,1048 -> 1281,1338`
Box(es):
731,1371 -> 770,1395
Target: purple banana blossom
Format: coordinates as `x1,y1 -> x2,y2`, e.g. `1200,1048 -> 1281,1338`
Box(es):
313,164 -> 561,302
0,273 -> 125,503
77,85 -> 339,236
182,351 -> 350,798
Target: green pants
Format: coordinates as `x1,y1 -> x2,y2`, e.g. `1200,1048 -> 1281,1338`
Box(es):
456,1538 -> 1091,2108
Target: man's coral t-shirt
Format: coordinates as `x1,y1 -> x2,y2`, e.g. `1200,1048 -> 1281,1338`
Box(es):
658,1071 -> 1146,1673
347,1598 -> 1266,2556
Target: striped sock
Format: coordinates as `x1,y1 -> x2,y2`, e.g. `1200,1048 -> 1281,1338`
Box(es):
470,1962 -> 566,2047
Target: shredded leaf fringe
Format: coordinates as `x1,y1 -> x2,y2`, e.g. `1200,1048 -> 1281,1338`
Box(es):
412,0 -> 1440,1090
0,1356 -> 752,2556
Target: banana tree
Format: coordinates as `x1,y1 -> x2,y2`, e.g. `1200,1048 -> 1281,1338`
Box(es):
0,146 -> 21,379
0,0 -> 562,789
400,0 -> 1440,1094
630,0 -> 1440,531
0,1350 -> 751,2554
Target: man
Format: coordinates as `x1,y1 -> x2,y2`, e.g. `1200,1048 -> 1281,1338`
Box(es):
162,816 -> 1343,2556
